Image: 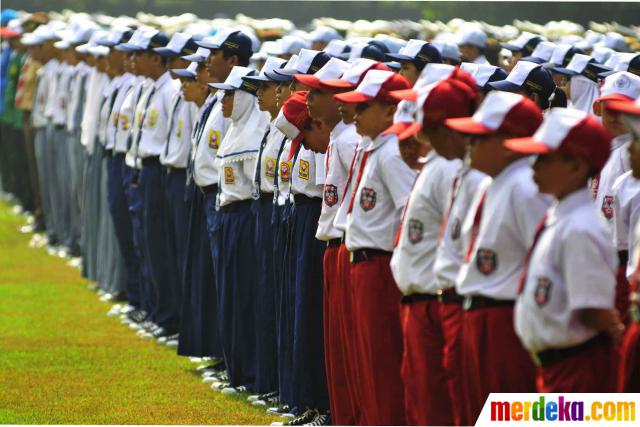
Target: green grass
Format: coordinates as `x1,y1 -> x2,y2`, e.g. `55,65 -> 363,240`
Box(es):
0,201 -> 278,424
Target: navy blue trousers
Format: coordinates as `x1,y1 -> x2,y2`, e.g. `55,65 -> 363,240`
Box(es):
139,161 -> 180,332
107,153 -> 141,308
214,200 -> 258,389
161,168 -> 188,310
177,184 -> 222,358
252,196 -> 279,393
288,199 -> 329,410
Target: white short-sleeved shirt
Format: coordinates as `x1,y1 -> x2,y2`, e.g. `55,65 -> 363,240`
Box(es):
456,158 -> 552,299
275,138 -> 293,206
291,145 -> 325,198
219,158 -> 257,206
114,77 -> 144,154
51,62 -> 72,126
161,95 -> 197,168
434,167 -> 489,288
31,60 -> 55,128
515,188 -> 617,353
345,133 -> 417,252
316,121 -> 359,241
253,121 -> 286,195
613,171 -> 640,280
43,59 -> 60,120
391,152 -> 461,295
105,73 -> 136,151
66,62 -> 91,132
193,92 -> 230,187
98,77 -> 118,147
333,137 -> 366,234
126,79 -> 155,168
137,72 -> 181,159
594,133 -> 632,230
80,68 -> 109,152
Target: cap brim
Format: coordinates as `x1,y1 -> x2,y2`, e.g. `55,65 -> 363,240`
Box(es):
383,122 -> 413,138
503,137 -> 552,154
242,75 -> 273,83
171,69 -> 196,79
501,42 -> 523,52
318,79 -> 355,90
388,88 -> 417,102
274,68 -> 300,77
264,70 -> 293,82
397,122 -> 422,140
598,70 -> 617,78
181,53 -> 206,62
521,56 -> 545,64
594,93 -> 634,105
385,53 -> 413,62
445,117 -> 493,135
208,82 -> 238,90
488,79 -> 522,92
333,91 -> 375,103
293,74 -> 324,90
114,43 -> 141,52
154,47 -> 181,57
384,61 -> 401,71
551,66 -> 579,76
196,40 -> 221,49
605,100 -> 640,115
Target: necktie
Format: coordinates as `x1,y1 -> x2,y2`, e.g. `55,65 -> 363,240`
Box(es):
347,150 -> 370,214
517,213 -> 549,294
132,86 -> 156,161
464,190 -> 487,262
253,128 -> 271,198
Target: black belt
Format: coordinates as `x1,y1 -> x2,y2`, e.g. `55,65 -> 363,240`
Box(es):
349,248 -> 392,264
141,156 -> 160,166
199,184 -> 218,195
294,194 -> 321,205
163,165 -> 186,174
326,238 -> 341,248
259,192 -> 273,204
104,150 -> 113,158
401,288 -> 463,305
463,295 -> 515,311
220,199 -> 253,213
532,334 -> 609,368
113,152 -> 125,160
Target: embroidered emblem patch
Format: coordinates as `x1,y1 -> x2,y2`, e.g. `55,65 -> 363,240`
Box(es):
450,217 -> 461,241
146,109 -> 158,129
224,166 -> 235,185
360,187 -> 377,212
176,120 -> 183,139
280,161 -> 292,182
476,248 -> 498,275
208,129 -> 221,149
534,276 -> 553,306
299,159 -> 310,180
408,219 -> 424,244
324,184 -> 338,207
265,157 -> 276,178
601,195 -> 614,219
120,114 -> 130,131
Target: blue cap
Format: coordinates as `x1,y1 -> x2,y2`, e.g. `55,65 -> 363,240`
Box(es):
385,40 -> 442,69
171,62 -> 199,79
272,49 -> 332,80
196,29 -> 253,59
154,33 -> 198,57
243,56 -> 287,83
360,44 -> 387,62
1,9 -> 17,26
489,61 -> 555,101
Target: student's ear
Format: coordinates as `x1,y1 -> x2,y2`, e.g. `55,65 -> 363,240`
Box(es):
593,101 -> 602,117
226,54 -> 239,68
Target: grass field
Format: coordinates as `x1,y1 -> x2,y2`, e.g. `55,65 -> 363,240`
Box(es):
0,200 -> 277,425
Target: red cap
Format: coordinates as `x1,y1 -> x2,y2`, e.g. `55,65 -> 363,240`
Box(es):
418,74 -> 479,130
274,91 -> 310,159
605,99 -> 640,115
319,60 -> 390,91
333,70 -> 410,104
445,91 -> 543,137
505,108 -> 612,172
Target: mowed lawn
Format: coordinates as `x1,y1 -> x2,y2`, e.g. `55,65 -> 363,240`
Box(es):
0,201 -> 277,424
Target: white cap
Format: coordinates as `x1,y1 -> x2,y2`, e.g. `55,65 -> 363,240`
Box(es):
592,46 -> 614,64
354,70 -> 396,98
211,66 -> 255,90
415,63 -> 456,90
457,27 -> 487,49
564,53 -> 594,74
275,35 -> 309,56
528,41 -> 556,62
164,32 -> 192,52
598,71 -> 640,101
548,44 -> 572,66
460,63 -> 501,87
258,56 -> 287,76
323,39 -> 349,57
373,34 -> 407,54
433,41 -> 460,62
334,58 -> 379,86
604,32 -> 629,52
309,26 -> 341,44
504,60 -> 539,86
528,108 -> 588,149
312,57 -> 349,80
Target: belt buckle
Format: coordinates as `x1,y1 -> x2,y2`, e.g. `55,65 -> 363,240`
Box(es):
349,251 -> 355,264
462,296 -> 472,311
437,289 -> 444,303
530,351 -> 542,368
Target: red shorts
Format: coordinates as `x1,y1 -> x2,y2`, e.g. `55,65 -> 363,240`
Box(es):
618,321 -> 640,392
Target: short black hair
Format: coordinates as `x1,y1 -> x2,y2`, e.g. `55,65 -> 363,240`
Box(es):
223,49 -> 250,67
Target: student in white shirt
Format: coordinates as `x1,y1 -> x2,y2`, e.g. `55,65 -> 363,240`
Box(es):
507,108 -> 622,392
333,70 -> 414,425
452,92 -> 548,422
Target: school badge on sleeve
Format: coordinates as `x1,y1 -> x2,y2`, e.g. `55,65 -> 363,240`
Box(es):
360,187 -> 377,212
408,219 -> 424,244
601,195 -> 614,219
324,184 -> 338,207
534,277 -> 552,306
265,157 -> 276,178
299,160 -> 310,180
476,248 -> 498,275
208,129 -> 221,149
224,166 -> 235,185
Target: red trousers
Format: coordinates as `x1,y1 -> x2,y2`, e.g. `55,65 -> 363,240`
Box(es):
616,264 -> 630,326
618,321 -> 640,392
538,334 -> 616,392
439,301 -> 466,426
461,305 -> 537,424
323,245 -> 358,425
350,254 -> 405,425
401,299 -> 454,426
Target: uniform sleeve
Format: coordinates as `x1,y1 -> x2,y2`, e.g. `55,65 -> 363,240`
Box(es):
563,229 -> 617,311
381,148 -> 417,210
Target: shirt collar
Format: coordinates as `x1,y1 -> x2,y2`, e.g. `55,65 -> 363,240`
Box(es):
366,131 -> 396,152
492,157 -> 530,187
611,133 -> 632,150
154,71 -> 172,90
330,120 -> 349,138
547,187 -> 592,225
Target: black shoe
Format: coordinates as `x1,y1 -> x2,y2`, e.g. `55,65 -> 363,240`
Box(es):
127,310 -> 147,323
283,409 -> 318,426
304,411 -> 330,426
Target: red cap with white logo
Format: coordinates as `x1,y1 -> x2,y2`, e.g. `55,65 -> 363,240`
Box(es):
319,58 -> 390,91
333,69 -> 411,104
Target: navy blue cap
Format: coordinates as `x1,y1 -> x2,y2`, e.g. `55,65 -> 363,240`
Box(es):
599,54 -> 640,78
197,30 -> 253,59
368,40 -> 390,54
155,34 -> 199,57
385,42 -> 442,69
360,44 -> 387,62
385,61 -> 401,72
553,59 -> 610,82
485,67 -> 509,88
274,51 -> 332,78
171,66 -> 198,80
502,36 -> 543,56
209,69 -> 260,95
243,61 -> 287,83
489,64 -> 555,101
521,55 -> 546,64
101,29 -> 134,48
